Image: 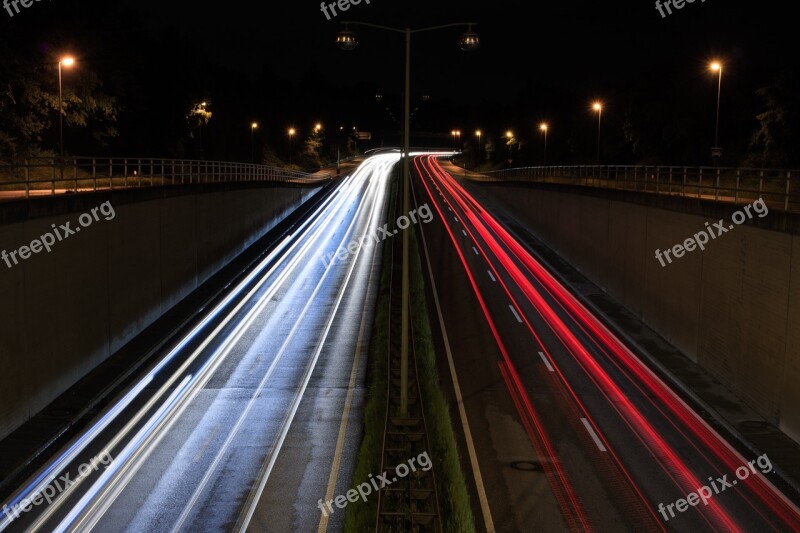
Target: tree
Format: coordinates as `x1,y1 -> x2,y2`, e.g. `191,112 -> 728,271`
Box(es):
301,128 -> 325,168
484,137 -> 495,162
0,53 -> 117,160
746,69 -> 800,168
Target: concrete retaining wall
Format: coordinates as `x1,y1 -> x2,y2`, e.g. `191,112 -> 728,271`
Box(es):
0,184 -> 320,440
472,182 -> 800,443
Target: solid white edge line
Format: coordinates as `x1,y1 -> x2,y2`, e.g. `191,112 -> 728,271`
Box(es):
317,176 -> 385,533
580,418 -> 607,452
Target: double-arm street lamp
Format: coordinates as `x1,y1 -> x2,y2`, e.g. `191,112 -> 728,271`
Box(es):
337,21 -> 479,417
451,129 -> 462,151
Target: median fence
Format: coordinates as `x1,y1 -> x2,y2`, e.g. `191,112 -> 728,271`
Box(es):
0,157 -> 333,199
479,165 -> 798,213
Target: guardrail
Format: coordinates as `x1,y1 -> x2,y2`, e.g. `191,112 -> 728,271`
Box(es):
0,157 -> 333,200
478,165 -> 798,212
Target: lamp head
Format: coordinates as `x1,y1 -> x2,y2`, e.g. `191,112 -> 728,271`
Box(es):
336,26 -> 358,51
459,25 -> 480,52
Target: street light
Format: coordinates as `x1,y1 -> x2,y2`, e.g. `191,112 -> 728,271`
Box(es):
337,20 -> 478,417
710,61 -> 723,160
251,122 -> 259,163
288,127 -> 296,165
451,129 -> 461,151
57,56 -> 76,159
476,130 -> 482,163
540,123 -> 549,165
314,122 -> 323,133
592,101 -> 603,164
505,130 -> 515,162
196,101 -> 209,158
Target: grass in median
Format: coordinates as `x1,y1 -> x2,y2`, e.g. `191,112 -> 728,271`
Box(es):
344,217 -> 475,532
408,228 -> 476,532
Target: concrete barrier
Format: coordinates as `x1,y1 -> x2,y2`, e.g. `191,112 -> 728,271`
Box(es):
471,181 -> 800,444
0,183 -> 320,440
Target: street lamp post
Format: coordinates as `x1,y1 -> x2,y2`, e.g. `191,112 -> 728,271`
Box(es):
540,123 -> 549,165
57,56 -> 75,160
710,62 -> 723,160
337,21 -> 479,417
505,130 -> 514,163
198,101 -> 208,158
288,128 -> 296,165
593,102 -> 603,164
251,122 -> 259,164
475,130 -> 482,165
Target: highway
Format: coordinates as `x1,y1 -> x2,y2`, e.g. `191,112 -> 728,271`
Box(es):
0,154 -> 400,533
413,154 -> 800,532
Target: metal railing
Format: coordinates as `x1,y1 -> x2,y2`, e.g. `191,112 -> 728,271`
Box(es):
479,165 -> 798,212
0,157 -> 333,200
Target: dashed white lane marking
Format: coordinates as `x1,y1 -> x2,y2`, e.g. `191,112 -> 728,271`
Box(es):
509,306 -> 523,323
538,352 -> 555,372
581,418 -> 608,452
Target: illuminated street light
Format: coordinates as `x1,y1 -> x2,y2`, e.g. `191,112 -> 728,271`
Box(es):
710,61 -> 723,159
250,122 -> 259,163
57,56 -> 76,159
592,101 -> 603,164
452,129 -> 461,151
540,123 -> 549,165
336,25 -> 359,51
476,130 -> 482,162
459,25 -> 481,51
288,127 -> 296,165
336,19 -> 478,417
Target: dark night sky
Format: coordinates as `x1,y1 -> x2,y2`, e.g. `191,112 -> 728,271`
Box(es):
3,0 -> 797,164
117,0 -> 796,104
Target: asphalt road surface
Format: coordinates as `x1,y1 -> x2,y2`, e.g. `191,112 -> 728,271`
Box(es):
413,154 -> 800,533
